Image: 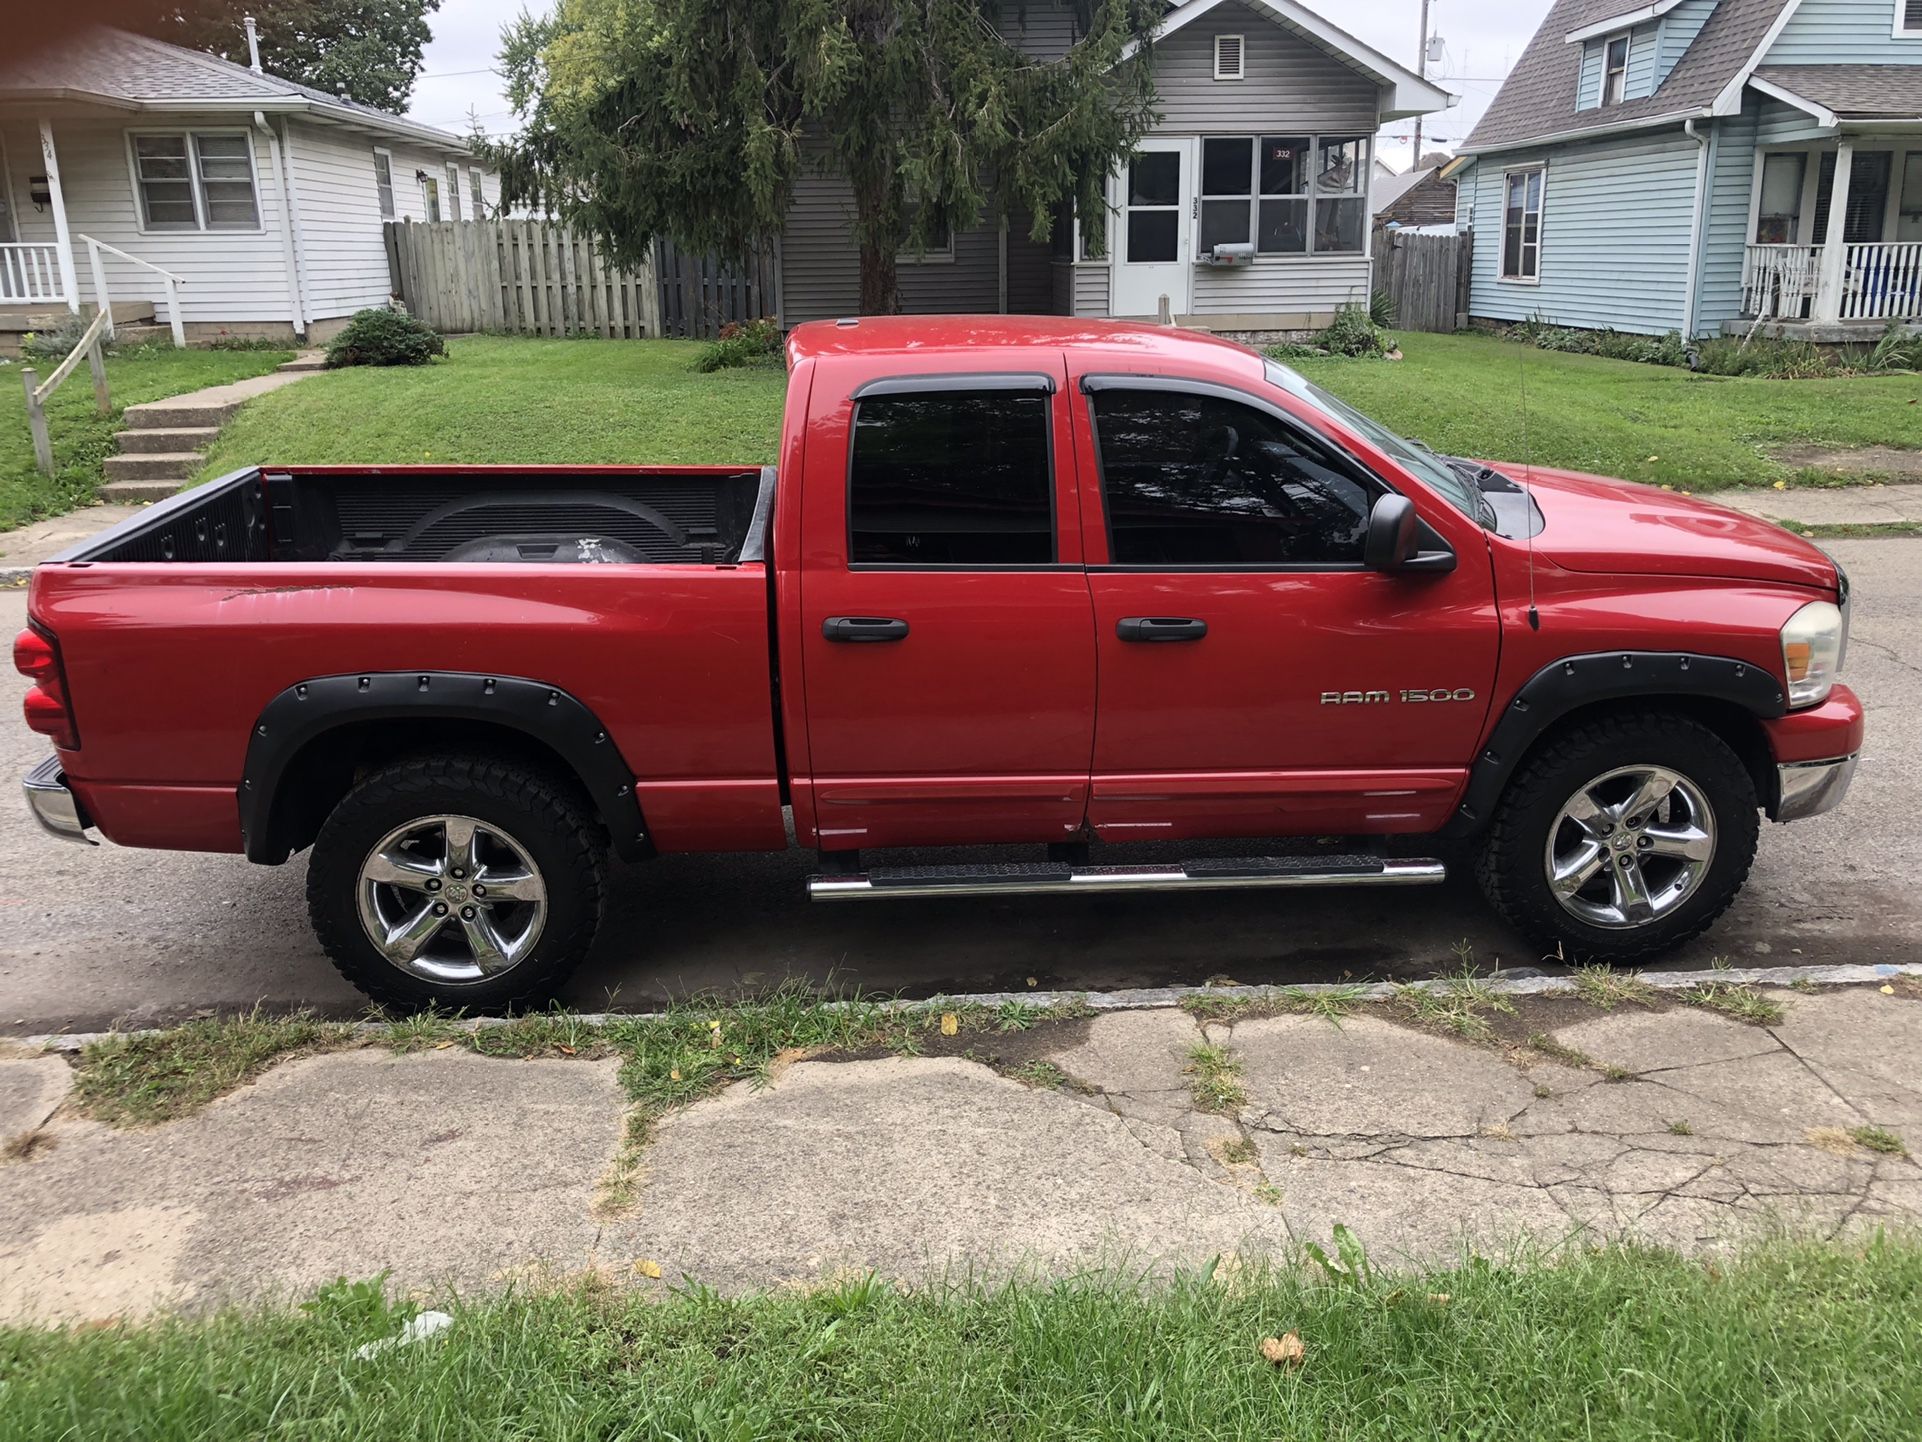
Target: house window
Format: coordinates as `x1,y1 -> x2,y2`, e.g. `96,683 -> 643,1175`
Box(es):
1900,153 -> 1922,241
1755,152 -> 1806,244
1501,168 -> 1544,281
848,390 -> 1054,566
373,149 -> 395,220
1897,0 -> 1922,37
899,199 -> 954,262
1195,135 -> 1366,258
421,174 -> 442,223
1602,34 -> 1630,105
131,131 -> 259,231
445,164 -> 462,221
469,167 -> 486,218
1214,33 -> 1245,80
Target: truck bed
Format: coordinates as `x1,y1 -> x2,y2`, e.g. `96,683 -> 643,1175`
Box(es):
31,463 -> 788,858
55,463 -> 773,567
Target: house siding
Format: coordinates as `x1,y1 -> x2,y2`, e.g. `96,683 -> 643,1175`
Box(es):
1191,255 -> 1371,315
1072,264 -> 1110,316
1150,2 -> 1380,133
6,114 -> 297,325
1465,129 -> 1702,334
1765,0 -> 1922,62
1655,0 -> 1718,88
1696,100 -> 1761,334
1577,22 -> 1660,110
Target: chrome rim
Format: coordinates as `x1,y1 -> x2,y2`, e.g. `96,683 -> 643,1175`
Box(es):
356,815 -> 547,983
1544,765 -> 1717,931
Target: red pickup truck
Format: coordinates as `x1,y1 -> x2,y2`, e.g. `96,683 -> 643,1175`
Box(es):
17,317 -> 1861,1009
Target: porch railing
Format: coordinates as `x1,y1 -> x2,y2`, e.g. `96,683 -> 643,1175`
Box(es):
0,242 -> 66,306
1741,244 -> 1820,321
1744,242 -> 1922,324
1839,241 -> 1922,322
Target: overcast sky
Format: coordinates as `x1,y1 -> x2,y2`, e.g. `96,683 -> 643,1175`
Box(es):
406,0 -> 1553,171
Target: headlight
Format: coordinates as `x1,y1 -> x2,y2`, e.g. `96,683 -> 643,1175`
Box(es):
1781,600 -> 1845,708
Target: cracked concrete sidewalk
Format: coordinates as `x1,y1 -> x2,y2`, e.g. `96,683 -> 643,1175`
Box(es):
2,986 -> 1918,1323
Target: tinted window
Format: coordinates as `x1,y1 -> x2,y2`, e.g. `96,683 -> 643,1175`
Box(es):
849,391 -> 1053,565
1091,390 -> 1375,566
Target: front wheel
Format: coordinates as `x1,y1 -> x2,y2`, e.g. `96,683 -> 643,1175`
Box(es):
307,753 -> 607,1011
1476,713 -> 1759,964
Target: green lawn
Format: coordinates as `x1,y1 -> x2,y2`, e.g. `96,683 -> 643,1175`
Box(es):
187,331 -> 1922,499
196,336 -> 788,482
1,345 -> 291,531
1291,332 -> 1922,491
3,1240 -> 1918,1440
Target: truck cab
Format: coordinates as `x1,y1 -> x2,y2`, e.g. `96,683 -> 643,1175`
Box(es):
18,317 -> 1862,1010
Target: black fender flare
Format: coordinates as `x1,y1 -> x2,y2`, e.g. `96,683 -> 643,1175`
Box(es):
1444,650 -> 1787,836
240,671 -> 648,863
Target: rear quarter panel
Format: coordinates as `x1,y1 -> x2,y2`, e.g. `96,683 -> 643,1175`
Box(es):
31,560 -> 785,853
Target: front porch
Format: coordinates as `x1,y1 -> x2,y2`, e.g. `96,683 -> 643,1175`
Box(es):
1738,132 -> 1922,333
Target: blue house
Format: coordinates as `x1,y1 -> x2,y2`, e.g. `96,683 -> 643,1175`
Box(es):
1448,0 -> 1922,340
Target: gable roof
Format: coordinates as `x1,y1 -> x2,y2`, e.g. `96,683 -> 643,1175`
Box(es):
1124,0 -> 1457,119
1461,0 -> 1794,154
1752,63 -> 1922,120
0,25 -> 474,154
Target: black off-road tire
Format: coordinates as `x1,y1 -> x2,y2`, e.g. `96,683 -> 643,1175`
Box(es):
1476,712 -> 1760,964
307,752 -> 607,1012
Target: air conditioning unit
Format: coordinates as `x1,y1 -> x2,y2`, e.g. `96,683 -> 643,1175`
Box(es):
1200,242 -> 1254,267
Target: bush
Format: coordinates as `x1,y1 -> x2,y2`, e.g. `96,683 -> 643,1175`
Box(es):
1318,302 -> 1396,358
694,316 -> 783,373
1503,315 -> 1862,379
324,307 -> 446,368
18,312 -> 109,364
1868,318 -> 1922,372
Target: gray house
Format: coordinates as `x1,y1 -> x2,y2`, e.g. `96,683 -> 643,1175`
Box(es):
780,0 -> 1453,330
1450,0 -> 1922,340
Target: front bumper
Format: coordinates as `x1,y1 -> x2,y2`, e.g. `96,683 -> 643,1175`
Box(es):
1775,753 -> 1858,823
22,756 -> 96,845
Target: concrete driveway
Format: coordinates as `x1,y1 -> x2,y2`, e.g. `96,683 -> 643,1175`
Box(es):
2,538 -> 1915,1034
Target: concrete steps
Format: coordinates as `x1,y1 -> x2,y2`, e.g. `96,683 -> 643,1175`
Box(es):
277,353 -> 327,373
100,352 -> 324,504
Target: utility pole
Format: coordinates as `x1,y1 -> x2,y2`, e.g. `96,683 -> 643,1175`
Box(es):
1411,0 -> 1431,164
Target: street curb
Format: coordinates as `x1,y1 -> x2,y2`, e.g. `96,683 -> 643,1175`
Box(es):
1,567 -> 32,587
21,961 -> 1920,1053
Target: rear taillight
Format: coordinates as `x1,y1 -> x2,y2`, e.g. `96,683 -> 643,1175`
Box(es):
14,625 -> 79,750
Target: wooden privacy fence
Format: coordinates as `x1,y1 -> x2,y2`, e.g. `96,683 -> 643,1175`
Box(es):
385,220 -> 661,338
1371,227 -> 1473,333
383,221 -> 781,340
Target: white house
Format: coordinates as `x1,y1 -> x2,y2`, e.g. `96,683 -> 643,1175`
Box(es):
0,25 -> 500,345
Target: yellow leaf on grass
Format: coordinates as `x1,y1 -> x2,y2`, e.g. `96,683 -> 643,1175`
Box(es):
433,1040 -> 455,1050
1881,984 -> 1897,995
1427,1292 -> 1451,1306
635,1259 -> 663,1279
940,1013 -> 959,1037
670,1067 -> 682,1081
1773,480 -> 1789,491
1259,1332 -> 1305,1368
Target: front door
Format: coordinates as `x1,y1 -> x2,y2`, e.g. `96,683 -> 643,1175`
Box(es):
1071,376 -> 1500,842
1110,139 -> 1193,319
796,367 -> 1097,850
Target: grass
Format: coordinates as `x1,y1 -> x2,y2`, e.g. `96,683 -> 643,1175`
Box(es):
1850,1124 -> 1909,1157
1184,1043 -> 1247,1113
70,1010 -> 350,1126
4,1240 -> 1921,1439
1392,965 -> 1517,1043
1572,965 -> 1659,1012
1682,973 -> 1787,1026
1,344 -> 291,530
194,335 -> 787,483
1179,984 -> 1372,1025
1291,331 -> 1922,492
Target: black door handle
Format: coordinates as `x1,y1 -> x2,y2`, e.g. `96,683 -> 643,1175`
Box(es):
1117,616 -> 1208,642
823,615 -> 910,643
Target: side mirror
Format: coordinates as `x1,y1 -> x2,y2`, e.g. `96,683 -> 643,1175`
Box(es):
1364,493 -> 1457,574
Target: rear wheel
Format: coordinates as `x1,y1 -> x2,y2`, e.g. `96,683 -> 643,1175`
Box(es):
1477,713 -> 1759,963
308,753 -> 606,1011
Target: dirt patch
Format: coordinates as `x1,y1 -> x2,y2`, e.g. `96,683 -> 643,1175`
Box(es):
1772,444 -> 1922,479
827,1014 -> 1094,1072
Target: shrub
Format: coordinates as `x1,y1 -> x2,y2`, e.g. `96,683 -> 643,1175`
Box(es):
1868,318 -> 1922,372
1367,289 -> 1397,328
1318,302 -> 1396,358
324,307 -> 446,368
694,316 -> 783,373
18,312 -> 109,363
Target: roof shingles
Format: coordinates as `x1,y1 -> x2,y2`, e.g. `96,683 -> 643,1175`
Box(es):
1463,0 -> 1793,152
1752,63 -> 1922,118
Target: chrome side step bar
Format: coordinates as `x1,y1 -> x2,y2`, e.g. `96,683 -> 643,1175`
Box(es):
808,855 -> 1445,901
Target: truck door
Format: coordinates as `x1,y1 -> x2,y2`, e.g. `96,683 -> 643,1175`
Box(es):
1073,375 -> 1499,842
795,367 -> 1096,850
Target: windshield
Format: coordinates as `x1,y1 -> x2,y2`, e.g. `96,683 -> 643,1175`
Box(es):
1263,360 -> 1487,524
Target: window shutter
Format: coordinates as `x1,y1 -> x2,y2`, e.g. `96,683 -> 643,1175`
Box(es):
1214,34 -> 1244,80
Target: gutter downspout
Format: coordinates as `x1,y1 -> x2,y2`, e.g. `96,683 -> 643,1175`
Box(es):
1681,117 -> 1711,340
256,110 -> 307,339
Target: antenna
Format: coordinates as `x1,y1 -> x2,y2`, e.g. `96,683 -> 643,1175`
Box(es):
1518,337 -> 1540,631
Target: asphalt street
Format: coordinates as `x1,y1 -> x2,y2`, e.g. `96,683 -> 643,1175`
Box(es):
3,538 -> 1915,1033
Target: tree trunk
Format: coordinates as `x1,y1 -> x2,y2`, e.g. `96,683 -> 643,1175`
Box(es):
850,161 -> 901,315
859,240 -> 901,316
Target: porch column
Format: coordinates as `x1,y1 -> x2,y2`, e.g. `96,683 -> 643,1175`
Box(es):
1812,139 -> 1853,324
36,119 -> 80,313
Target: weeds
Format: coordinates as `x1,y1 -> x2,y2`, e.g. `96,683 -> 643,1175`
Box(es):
1179,984 -> 1371,1026
1572,966 -> 1658,1011
1849,1125 -> 1908,1156
1184,1044 -> 1247,1114
1683,970 -> 1785,1026
1394,964 -> 1516,1043
1527,1034 -> 1593,1070
71,1010 -> 352,1126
